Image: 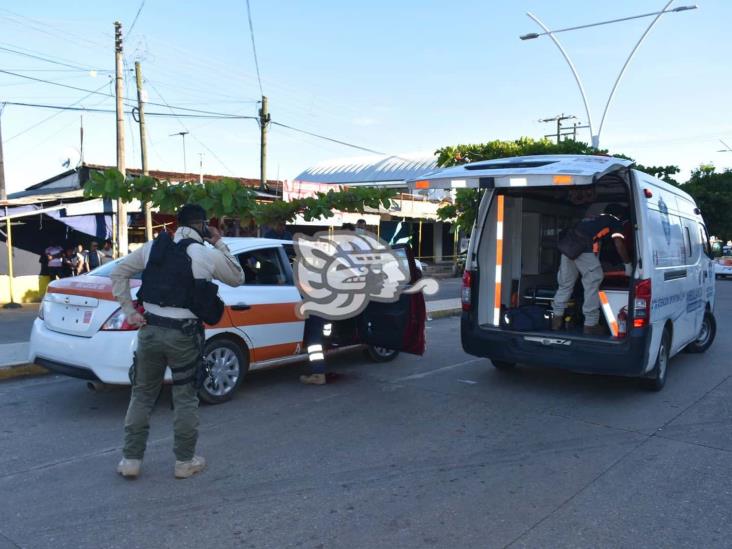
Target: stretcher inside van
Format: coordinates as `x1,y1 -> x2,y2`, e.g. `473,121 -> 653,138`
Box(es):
410,155 -> 716,390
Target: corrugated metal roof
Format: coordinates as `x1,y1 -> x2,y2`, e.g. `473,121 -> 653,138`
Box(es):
294,153 -> 438,184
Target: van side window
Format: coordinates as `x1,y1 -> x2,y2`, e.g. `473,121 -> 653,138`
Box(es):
700,225 -> 712,257
683,222 -> 701,264
683,226 -> 693,264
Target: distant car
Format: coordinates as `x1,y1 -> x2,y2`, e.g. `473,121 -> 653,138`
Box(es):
29,238 -> 426,404
715,257 -> 732,278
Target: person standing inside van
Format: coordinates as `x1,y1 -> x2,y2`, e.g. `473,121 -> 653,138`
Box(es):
552,204 -> 632,336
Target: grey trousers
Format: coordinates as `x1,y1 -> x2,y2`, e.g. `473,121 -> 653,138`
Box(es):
552,253 -> 604,327
123,324 -> 201,461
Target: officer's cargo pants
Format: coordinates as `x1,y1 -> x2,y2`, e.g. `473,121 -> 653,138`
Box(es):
123,324 -> 201,461
552,252 -> 604,327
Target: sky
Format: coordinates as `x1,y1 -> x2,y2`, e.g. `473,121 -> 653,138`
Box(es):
1,0 -> 731,194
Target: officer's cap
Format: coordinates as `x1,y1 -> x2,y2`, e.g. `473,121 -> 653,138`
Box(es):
177,204 -> 207,227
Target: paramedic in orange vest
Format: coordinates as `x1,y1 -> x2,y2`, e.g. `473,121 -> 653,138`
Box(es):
552,203 -> 631,336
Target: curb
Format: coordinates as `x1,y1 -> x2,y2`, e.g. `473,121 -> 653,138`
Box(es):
0,363 -> 48,382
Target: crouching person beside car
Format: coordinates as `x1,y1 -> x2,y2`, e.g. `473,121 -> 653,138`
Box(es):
111,204 -> 245,479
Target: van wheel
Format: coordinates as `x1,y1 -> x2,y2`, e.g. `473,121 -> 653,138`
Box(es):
685,312 -> 716,354
641,329 -> 669,391
365,345 -> 399,362
198,339 -> 248,404
491,360 -> 516,370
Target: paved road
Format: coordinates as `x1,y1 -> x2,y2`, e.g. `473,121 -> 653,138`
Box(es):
1,284 -> 731,548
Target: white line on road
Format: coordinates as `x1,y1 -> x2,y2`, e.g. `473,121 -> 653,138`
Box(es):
392,358 -> 483,382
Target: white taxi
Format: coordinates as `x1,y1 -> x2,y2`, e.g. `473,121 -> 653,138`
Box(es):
29,238 -> 426,403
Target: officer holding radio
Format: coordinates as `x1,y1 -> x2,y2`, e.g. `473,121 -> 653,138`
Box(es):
111,204 -> 244,479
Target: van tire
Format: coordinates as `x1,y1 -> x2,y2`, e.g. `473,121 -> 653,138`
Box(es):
491,360 -> 516,370
641,329 -> 669,392
685,311 -> 716,354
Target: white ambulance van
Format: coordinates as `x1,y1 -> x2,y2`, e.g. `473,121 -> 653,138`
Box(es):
410,155 -> 716,390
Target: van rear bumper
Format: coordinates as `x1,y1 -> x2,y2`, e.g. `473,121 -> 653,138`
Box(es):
460,314 -> 651,377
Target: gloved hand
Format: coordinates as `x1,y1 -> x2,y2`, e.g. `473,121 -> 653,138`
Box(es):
624,263 -> 633,277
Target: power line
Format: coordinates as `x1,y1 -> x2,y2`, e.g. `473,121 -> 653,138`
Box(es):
1,101 -> 258,119
0,68 -> 260,117
270,121 -> 386,155
5,82 -> 112,142
245,0 -> 264,96
128,0 -> 147,36
0,44 -> 99,71
146,79 -> 237,175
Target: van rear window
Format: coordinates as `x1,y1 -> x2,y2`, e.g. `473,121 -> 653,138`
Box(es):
464,160 -> 558,171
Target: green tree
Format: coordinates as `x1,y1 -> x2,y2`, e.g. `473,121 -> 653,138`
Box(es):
681,164 -> 732,240
84,169 -> 396,228
434,137 -> 679,232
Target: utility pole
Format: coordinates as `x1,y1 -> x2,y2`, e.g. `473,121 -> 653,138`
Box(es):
170,131 -> 189,174
539,113 -> 589,143
114,21 -> 128,257
259,95 -> 270,191
0,104 -> 6,202
134,61 -> 152,241
198,153 -> 204,184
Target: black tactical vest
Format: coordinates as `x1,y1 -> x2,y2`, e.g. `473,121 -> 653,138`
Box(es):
137,232 -> 226,325
138,232 -> 198,309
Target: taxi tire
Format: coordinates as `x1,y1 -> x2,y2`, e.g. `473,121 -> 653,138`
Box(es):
198,339 -> 248,405
365,345 -> 399,362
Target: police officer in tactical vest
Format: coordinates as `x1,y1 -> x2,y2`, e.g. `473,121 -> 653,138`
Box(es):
111,204 -> 244,479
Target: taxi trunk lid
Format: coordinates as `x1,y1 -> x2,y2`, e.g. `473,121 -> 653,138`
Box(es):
42,276 -> 137,337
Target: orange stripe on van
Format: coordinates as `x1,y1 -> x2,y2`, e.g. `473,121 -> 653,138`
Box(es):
496,194 -> 505,223
251,341 -> 302,362
495,239 -> 504,264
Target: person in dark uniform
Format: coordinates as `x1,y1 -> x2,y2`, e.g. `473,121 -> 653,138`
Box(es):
552,203 -> 632,335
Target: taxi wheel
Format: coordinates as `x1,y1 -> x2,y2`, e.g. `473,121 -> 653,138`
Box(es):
365,345 -> 399,362
198,339 -> 248,405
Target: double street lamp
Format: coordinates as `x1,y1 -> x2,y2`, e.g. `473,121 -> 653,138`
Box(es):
520,2 -> 698,149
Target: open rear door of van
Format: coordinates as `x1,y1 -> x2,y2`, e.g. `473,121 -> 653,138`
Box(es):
408,154 -> 634,191
358,244 -> 427,355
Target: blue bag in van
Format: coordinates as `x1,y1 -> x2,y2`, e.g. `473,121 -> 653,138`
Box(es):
502,305 -> 550,331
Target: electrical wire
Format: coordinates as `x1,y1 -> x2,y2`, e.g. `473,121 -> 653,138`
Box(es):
127,0 -> 146,37
1,101 -> 257,118
245,0 -> 264,96
146,79 -> 237,175
0,44 -> 98,71
0,69 -> 259,117
270,121 -> 386,155
5,81 -> 112,142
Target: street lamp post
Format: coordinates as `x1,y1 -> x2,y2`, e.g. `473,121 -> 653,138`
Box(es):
520,2 -> 698,149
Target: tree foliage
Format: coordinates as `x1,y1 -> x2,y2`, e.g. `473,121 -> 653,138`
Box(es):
681,165 -> 732,240
434,137 -> 680,233
84,169 -> 395,226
